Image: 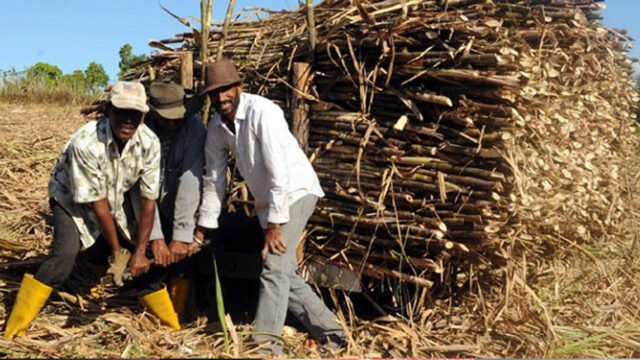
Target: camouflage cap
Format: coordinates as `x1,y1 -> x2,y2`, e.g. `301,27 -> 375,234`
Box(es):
108,81 -> 149,113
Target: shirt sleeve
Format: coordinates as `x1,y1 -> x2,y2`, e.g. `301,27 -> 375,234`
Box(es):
172,119 -> 206,242
69,144 -> 107,203
256,104 -> 291,224
139,135 -> 161,200
197,120 -> 228,229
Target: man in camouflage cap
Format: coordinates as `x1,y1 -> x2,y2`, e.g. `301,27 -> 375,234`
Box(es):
4,81 -> 180,339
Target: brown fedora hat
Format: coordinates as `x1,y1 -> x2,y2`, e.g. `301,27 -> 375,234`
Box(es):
199,58 -> 243,96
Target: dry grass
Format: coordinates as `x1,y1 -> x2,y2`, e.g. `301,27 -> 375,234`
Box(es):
0,99 -> 639,358
0,101 -> 79,259
0,80 -> 99,106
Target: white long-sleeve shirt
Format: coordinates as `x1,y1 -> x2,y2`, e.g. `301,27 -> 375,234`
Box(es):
198,93 -> 324,229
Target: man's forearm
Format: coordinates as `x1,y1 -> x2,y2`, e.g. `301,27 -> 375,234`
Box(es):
200,132 -> 228,229
173,170 -> 202,242
198,181 -> 224,229
92,198 -> 121,254
136,197 -> 156,254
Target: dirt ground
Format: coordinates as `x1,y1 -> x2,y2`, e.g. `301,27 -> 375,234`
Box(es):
1,100 -> 640,358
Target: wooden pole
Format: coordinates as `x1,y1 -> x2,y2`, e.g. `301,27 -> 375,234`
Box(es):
200,0 -> 212,81
306,0 -> 316,52
296,0 -> 314,259
201,0 -> 213,122
179,52 -> 193,90
216,0 -> 237,61
292,62 -> 311,154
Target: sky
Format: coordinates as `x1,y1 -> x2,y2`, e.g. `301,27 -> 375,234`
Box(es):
602,0 -> 640,75
0,0 -> 301,80
0,0 -> 638,81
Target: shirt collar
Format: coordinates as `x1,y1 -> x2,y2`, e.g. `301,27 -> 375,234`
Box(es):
235,93 -> 247,121
100,117 -> 116,147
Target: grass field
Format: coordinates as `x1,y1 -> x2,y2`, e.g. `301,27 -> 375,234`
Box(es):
0,99 -> 639,358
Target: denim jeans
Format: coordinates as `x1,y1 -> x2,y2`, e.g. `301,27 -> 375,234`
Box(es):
36,198 -> 163,296
252,194 -> 344,353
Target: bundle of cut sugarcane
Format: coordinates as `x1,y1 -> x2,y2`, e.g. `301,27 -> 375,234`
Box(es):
123,0 -> 638,309
299,0 -> 635,296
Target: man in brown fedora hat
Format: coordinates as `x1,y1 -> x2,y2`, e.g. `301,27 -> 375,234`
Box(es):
145,81 -> 207,317
195,58 -> 345,354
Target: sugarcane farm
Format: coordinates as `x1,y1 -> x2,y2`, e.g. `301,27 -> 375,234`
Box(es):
1,0 -> 639,358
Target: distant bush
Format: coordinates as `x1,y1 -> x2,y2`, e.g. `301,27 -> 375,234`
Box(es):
118,44 -> 149,78
85,62 -> 109,93
1,61 -> 109,104
25,62 -> 63,88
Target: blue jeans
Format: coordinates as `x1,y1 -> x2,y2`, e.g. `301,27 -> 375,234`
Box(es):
252,195 -> 344,352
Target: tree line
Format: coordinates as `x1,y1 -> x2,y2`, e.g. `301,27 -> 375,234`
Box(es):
2,61 -> 110,95
0,44 -> 148,102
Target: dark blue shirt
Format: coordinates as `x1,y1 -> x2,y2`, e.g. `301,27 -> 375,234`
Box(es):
146,114 -> 206,242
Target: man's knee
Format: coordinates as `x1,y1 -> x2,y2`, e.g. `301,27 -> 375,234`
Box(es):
50,237 -> 81,269
35,249 -> 79,287
262,253 -> 294,277
56,242 -> 81,260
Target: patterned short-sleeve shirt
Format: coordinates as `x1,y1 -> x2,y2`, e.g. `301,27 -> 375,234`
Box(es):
48,117 -> 161,248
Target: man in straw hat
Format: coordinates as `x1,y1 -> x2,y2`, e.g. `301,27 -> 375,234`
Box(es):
195,58 -> 346,354
4,81 -> 181,339
144,81 -> 206,317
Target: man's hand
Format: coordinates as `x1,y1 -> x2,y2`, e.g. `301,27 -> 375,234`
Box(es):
168,240 -> 189,262
128,251 -> 151,277
191,226 -> 208,257
261,223 -> 286,260
151,239 -> 173,267
194,226 -> 207,243
106,248 -> 131,286
186,242 -> 202,257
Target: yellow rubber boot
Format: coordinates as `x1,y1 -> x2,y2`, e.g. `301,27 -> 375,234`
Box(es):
4,273 -> 53,339
168,276 -> 191,315
140,285 -> 181,330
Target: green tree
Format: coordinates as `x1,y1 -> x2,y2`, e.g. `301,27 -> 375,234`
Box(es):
58,70 -> 87,93
25,62 -> 62,87
84,62 -> 109,93
118,44 -> 148,78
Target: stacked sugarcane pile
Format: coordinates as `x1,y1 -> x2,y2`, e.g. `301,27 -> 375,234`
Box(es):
303,0 -> 524,293
124,0 -> 638,307
497,4 -> 638,258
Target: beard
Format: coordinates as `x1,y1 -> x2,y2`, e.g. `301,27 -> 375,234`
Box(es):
213,88 -> 240,119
